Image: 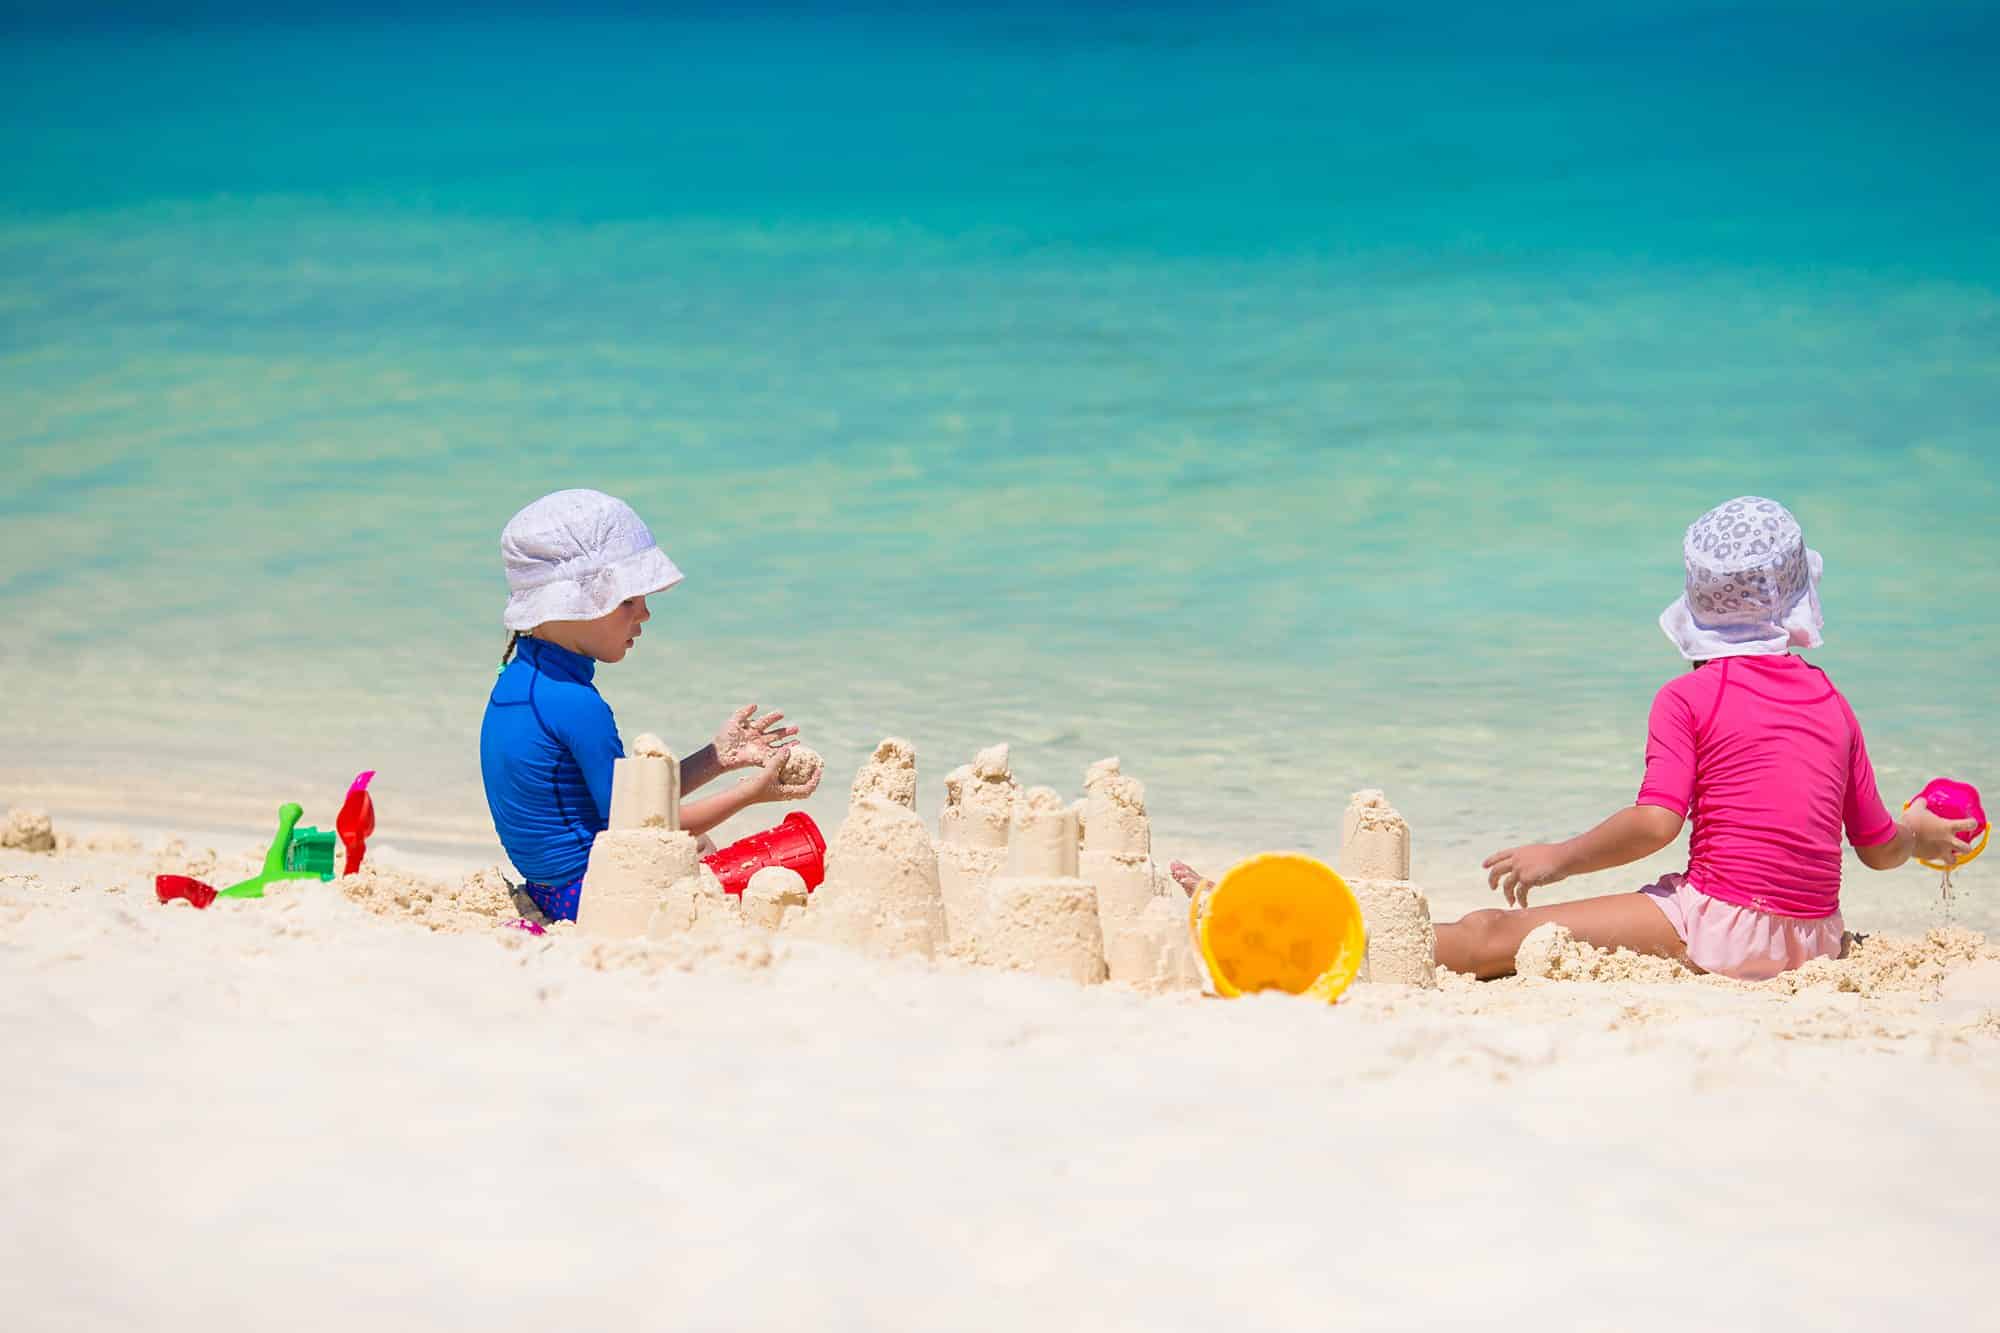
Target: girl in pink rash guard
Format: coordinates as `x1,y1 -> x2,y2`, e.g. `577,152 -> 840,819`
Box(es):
1431,496 -> 1979,981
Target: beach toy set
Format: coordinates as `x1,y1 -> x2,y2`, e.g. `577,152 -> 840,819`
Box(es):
155,771 -> 376,910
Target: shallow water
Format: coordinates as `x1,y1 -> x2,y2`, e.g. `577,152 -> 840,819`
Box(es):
2,3 -> 1995,924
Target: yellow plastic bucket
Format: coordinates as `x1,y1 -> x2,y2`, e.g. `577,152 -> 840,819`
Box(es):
1187,853 -> 1367,1003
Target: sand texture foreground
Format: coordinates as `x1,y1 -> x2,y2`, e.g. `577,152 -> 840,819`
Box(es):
5,835 -> 2000,1331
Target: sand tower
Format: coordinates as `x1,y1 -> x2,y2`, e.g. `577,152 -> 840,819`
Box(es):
790,739 -> 946,959
575,737 -> 709,940
978,787 -> 1108,985
1339,789 -> 1437,987
1079,757 -> 1156,936
935,743 -> 1017,947
1074,758 -> 1199,991
849,737 -> 918,810
1105,895 -> 1205,993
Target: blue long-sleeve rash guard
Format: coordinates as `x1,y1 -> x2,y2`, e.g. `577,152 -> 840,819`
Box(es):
480,637 -> 625,885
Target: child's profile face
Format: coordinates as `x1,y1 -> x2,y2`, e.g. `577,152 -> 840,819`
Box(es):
560,595 -> 652,663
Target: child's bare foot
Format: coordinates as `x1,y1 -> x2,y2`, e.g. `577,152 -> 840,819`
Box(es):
1169,861 -> 1208,896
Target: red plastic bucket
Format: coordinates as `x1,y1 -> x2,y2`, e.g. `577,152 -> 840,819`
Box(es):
702,811 -> 827,896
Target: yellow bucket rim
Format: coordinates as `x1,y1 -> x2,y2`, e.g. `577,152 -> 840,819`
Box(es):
1187,852 -> 1368,1003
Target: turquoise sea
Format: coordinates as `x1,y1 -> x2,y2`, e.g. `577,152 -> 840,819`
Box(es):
3,3 -> 1995,923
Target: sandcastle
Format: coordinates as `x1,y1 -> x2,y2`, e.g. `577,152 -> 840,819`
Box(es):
1340,789 -> 1437,987
780,742 -> 1194,991
574,739 -> 724,940
849,737 -> 917,810
564,731 -> 1192,993
934,751 -> 1193,991
786,741 -> 947,959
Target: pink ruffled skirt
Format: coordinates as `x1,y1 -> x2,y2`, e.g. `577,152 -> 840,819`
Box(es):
1639,874 -> 1845,981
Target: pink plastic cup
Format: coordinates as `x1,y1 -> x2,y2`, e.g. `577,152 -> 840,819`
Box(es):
1906,778 -> 1988,870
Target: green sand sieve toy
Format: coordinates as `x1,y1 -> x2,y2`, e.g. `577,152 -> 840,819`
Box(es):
217,803 -> 336,899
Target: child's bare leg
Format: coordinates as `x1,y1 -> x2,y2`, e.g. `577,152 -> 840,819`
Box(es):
1434,893 -> 1692,980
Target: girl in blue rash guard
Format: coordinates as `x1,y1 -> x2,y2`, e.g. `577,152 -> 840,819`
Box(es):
479,489 -> 822,921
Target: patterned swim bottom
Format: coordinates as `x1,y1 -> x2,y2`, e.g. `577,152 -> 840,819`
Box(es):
521,874 -> 585,923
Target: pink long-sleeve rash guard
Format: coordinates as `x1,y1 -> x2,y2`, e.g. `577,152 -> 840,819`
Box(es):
1636,655 -> 1899,919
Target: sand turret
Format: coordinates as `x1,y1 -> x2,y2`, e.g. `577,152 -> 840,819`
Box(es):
1079,757 -> 1158,942
1081,757 -> 1149,857
1004,786 -> 1079,878
1340,788 -> 1410,881
935,743 -> 1017,946
1104,895 -> 1204,993
791,737 -> 945,958
607,733 -> 682,831
976,787 -> 1107,984
798,796 -> 947,958
1072,759 -> 1197,991
575,745 -> 709,939
572,740 -> 712,940
1338,789 -> 1436,987
849,737 -> 917,810
940,744 -> 1016,848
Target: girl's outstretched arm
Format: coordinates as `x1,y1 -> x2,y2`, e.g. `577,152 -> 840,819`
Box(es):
1483,805 -> 1685,907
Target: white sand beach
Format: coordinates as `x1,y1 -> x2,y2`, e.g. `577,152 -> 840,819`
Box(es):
5,795 -> 1997,1332
8,5 -> 1995,1328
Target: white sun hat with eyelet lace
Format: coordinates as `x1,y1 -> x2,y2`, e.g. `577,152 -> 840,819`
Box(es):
500,489 -> 684,631
1659,496 -> 1823,661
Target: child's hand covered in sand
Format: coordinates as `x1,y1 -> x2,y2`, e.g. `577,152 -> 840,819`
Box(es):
773,745 -> 824,801
712,704 -> 799,770
1483,842 -> 1571,907
740,749 -> 799,804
